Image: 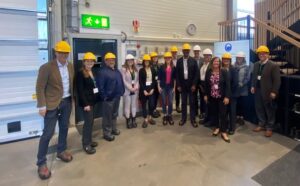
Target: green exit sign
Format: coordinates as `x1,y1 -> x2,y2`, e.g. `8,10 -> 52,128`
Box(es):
81,14 -> 110,29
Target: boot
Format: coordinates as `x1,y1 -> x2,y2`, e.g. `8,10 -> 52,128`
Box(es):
132,117 -> 137,128
126,118 -> 132,129
163,116 -> 168,125
168,115 -> 174,125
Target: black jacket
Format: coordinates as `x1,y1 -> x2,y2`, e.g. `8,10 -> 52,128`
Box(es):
157,66 -> 176,89
76,70 -> 99,107
176,57 -> 199,90
139,67 -> 156,100
204,69 -> 231,99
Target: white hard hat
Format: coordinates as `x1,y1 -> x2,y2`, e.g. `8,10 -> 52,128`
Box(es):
125,54 -> 135,60
236,51 -> 245,58
203,48 -> 213,55
193,45 -> 201,51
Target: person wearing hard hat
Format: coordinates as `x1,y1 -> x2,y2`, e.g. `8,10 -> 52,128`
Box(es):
193,45 -> 204,118
157,52 -> 176,125
251,45 -> 281,137
176,43 -> 199,127
204,57 -> 231,143
222,53 -> 239,135
150,52 -> 161,118
121,54 -> 139,129
234,52 -> 250,126
171,45 -> 182,113
199,48 -> 213,126
139,54 -> 157,128
77,52 -> 99,154
36,40 -> 74,179
96,52 -> 125,141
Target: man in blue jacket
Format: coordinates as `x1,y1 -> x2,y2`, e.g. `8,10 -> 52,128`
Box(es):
96,52 -> 125,141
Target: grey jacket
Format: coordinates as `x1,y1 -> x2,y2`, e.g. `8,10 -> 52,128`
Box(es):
236,64 -> 250,96
251,60 -> 281,101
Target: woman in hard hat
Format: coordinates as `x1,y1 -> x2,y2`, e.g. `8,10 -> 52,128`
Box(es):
121,54 -> 139,129
150,52 -> 161,118
157,52 -> 176,125
77,52 -> 99,154
234,52 -> 250,126
222,52 -> 239,135
170,46 -> 181,113
199,48 -> 213,126
204,57 -> 231,143
139,54 -> 157,128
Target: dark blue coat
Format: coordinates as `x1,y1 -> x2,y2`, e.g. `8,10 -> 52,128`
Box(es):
96,65 -> 125,101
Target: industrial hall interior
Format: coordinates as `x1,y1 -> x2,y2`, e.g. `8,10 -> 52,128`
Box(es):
0,0 -> 300,185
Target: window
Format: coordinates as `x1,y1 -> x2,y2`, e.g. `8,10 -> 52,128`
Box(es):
37,0 -> 48,64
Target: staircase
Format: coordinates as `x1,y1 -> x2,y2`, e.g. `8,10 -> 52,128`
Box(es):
218,9 -> 300,138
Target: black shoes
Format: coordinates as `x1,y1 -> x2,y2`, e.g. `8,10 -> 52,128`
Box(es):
91,141 -> 98,148
84,145 -> 96,154
179,120 -> 186,126
132,117 -> 137,128
112,129 -> 121,136
228,130 -> 235,135
163,116 -> 168,125
126,118 -> 133,129
191,120 -> 198,128
152,110 -> 160,118
168,115 -> 174,125
103,135 -> 115,142
142,121 -> 148,128
176,107 -> 182,113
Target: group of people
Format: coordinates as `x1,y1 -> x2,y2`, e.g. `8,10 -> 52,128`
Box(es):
35,41 -> 281,180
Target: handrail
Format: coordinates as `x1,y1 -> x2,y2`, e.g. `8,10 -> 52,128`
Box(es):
218,17 -> 247,25
251,17 -> 300,48
266,20 -> 300,40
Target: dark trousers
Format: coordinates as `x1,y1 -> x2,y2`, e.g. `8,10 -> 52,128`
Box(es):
141,94 -> 155,118
161,85 -> 173,115
153,89 -> 160,110
175,84 -> 181,108
194,87 -> 201,116
37,97 -> 71,166
200,81 -> 209,119
229,97 -> 237,131
255,89 -> 276,130
236,96 -> 247,117
209,97 -> 228,132
82,106 -> 94,147
102,97 -> 120,137
181,88 -> 196,121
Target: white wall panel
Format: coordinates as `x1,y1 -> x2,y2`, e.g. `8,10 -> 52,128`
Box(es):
0,0 -> 36,11
0,13 -> 38,40
79,0 -> 226,41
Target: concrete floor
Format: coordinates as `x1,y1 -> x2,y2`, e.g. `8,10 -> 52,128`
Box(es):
0,113 -> 299,186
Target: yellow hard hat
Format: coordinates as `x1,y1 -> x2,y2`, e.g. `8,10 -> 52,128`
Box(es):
143,54 -> 151,61
222,52 -> 232,59
256,45 -> 270,53
55,41 -> 71,53
150,52 -> 158,58
104,52 -> 116,60
83,52 -> 96,61
170,46 -> 178,52
164,52 -> 172,58
182,43 -> 191,50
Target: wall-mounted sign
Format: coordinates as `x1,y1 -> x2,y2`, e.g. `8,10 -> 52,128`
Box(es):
81,14 -> 110,29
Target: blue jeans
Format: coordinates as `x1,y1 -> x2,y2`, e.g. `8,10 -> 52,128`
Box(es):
37,97 -> 72,166
161,85 -> 174,115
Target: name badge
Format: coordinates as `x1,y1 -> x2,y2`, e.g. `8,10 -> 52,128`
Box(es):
146,81 -> 152,86
93,88 -> 99,94
132,80 -> 135,84
214,84 -> 219,89
155,76 -> 158,80
257,76 -> 261,80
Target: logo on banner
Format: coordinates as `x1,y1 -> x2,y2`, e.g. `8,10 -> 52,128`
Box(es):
225,43 -> 232,52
